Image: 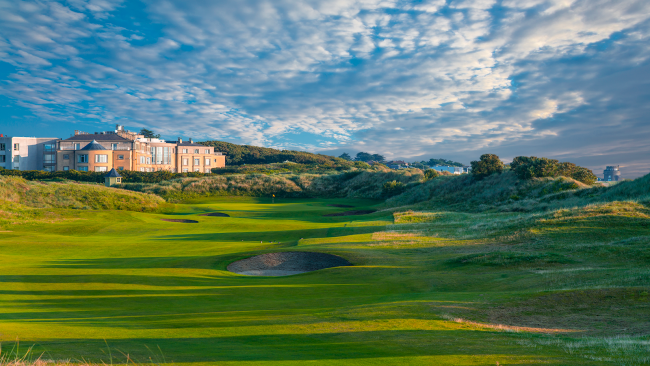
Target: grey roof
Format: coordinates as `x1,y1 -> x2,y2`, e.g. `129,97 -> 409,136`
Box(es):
80,140 -> 107,151
64,134 -> 130,142
105,168 -> 122,178
176,141 -> 207,147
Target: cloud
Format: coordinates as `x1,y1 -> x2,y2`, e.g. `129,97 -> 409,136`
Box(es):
0,0 -> 649,177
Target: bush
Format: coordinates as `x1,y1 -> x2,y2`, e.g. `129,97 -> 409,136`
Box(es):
471,154 -> 504,179
382,180 -> 407,197
511,156 -> 597,185
423,169 -> 439,181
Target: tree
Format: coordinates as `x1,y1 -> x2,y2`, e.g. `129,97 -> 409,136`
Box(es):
339,152 -> 352,161
471,154 -> 504,179
370,154 -> 385,163
355,152 -> 374,162
140,128 -> 161,139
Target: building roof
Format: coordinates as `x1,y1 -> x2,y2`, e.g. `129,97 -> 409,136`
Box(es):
105,168 -> 122,178
80,140 -> 107,151
176,141 -> 208,147
64,134 -> 130,142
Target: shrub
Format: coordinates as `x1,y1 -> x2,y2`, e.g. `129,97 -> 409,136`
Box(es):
382,180 -> 407,197
471,154 -> 504,179
423,169 -> 439,181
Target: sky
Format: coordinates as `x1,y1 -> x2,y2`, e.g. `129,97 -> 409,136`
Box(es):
0,0 -> 649,178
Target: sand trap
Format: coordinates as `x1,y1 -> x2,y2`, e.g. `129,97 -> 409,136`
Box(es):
227,252 -> 352,276
199,212 -> 230,217
327,204 -> 355,208
323,210 -> 376,217
161,219 -> 199,223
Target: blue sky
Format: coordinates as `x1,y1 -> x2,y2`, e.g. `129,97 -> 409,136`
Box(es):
1,0 -> 649,177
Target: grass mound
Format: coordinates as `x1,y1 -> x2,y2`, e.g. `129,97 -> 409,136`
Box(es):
0,176 -> 165,220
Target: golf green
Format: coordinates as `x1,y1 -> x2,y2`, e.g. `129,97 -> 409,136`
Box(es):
0,197 -> 642,365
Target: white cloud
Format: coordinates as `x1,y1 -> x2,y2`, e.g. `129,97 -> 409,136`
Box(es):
0,0 -> 649,176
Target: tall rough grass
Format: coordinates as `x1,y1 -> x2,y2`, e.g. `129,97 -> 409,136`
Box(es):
0,176 -> 165,212
386,171 -> 650,213
119,168 -> 425,201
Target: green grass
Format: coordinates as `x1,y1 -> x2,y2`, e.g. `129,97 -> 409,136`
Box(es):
0,195 -> 649,365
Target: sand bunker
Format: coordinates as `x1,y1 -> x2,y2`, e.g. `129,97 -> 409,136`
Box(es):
323,210 -> 376,217
227,252 -> 352,276
161,219 -> 199,223
327,204 -> 355,208
199,212 -> 230,217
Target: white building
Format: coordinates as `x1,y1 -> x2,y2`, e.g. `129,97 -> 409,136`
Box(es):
0,135 -> 61,171
431,165 -> 464,174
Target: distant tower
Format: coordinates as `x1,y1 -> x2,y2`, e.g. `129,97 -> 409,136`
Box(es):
603,166 -> 621,181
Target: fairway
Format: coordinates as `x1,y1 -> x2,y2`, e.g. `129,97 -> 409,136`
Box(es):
1,197 -> 647,365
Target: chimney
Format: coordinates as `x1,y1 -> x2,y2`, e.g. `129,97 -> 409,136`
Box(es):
179,138 -> 183,143
189,138 -> 193,143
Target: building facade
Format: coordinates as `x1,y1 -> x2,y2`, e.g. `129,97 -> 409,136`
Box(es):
0,135 -> 60,171
55,126 -> 226,173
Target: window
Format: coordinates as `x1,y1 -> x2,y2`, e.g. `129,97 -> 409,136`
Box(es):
146,157 -> 151,164
74,143 -> 80,150
63,154 -> 70,160
194,158 -> 200,165
44,166 -> 54,172
0,143 -> 5,151
151,146 -> 171,165
182,168 -> 188,172
95,154 -> 108,163
44,155 -> 55,163
182,158 -> 188,166
14,155 -> 19,162
44,143 -> 56,151
78,154 -> 88,163
118,155 -> 124,160
118,166 -> 124,170
116,177 -> 122,183
205,158 -> 210,166
95,166 -> 107,172
140,156 -> 145,164
0,156 -> 5,163
63,166 -> 69,171
140,168 -> 144,172
78,166 -> 88,172
194,168 -> 200,172
13,143 -> 19,151
112,143 -> 118,150
194,149 -> 199,154
182,149 -> 188,153
204,149 -> 210,154
205,168 -> 211,173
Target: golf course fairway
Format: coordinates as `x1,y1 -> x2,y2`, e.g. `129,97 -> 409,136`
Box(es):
1,197 -> 648,365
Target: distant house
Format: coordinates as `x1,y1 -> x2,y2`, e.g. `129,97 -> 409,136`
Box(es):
386,160 -> 409,170
431,165 -> 464,174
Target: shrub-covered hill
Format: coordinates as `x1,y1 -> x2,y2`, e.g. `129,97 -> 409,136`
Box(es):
120,166 -> 425,201
198,140 -> 351,166
0,176 -> 165,213
386,170 -> 650,213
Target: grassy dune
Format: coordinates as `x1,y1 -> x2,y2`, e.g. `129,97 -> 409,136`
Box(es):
0,176 -> 166,227
0,186 -> 648,365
